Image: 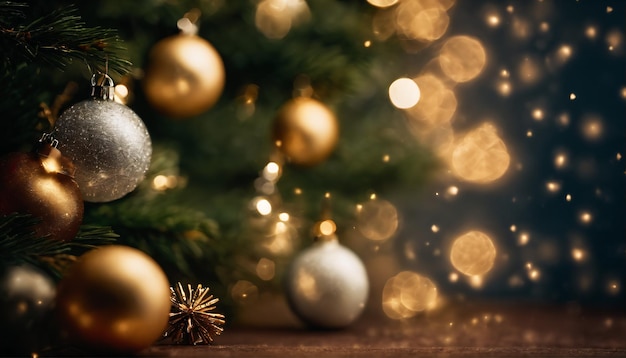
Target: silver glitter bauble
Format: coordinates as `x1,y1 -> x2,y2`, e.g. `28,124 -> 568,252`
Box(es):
54,77 -> 151,202
285,236 -> 369,328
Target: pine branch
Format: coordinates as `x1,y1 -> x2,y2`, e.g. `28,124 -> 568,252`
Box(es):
0,213 -> 118,278
0,1 -> 131,74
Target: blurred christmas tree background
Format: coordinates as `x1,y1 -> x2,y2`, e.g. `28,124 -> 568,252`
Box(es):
1,0 -> 624,348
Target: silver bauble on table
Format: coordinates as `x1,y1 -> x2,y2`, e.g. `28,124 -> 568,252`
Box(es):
285,234 -> 369,329
53,74 -> 152,202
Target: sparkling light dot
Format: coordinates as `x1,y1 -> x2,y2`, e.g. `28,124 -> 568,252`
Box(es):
450,230 -> 497,276
585,26 -> 597,39
486,14 -> 500,27
571,248 -> 586,262
255,198 -> 272,216
557,45 -> 573,62
528,268 -> 541,282
579,211 -> 592,224
510,225 -> 517,232
581,116 -> 604,140
447,186 -> 459,196
518,232 -> 530,246
566,194 -> 572,202
532,108 -> 544,121
389,78 -> 421,109
554,152 -> 567,169
607,280 -> 620,295
431,224 -> 440,233
496,80 -> 512,96
545,180 -> 561,193
449,272 -> 459,282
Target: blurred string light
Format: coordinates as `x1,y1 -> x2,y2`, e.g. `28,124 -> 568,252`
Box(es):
382,271 -> 438,319
389,78 -> 421,109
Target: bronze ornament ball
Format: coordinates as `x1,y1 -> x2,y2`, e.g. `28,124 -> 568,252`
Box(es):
0,146 -> 83,242
272,97 -> 339,166
142,33 -> 225,119
55,245 -> 171,353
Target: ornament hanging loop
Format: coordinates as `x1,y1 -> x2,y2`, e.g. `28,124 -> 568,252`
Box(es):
90,73 -> 115,101
88,57 -> 115,101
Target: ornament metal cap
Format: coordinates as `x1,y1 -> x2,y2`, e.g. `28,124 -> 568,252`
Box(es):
90,73 -> 115,101
37,133 -> 76,177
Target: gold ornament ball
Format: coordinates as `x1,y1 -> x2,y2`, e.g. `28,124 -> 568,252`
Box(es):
143,34 -> 225,119
272,97 -> 339,166
56,245 -> 171,353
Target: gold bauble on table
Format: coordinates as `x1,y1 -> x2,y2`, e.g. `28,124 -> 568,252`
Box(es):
142,33 -> 225,119
272,97 -> 339,166
55,245 -> 171,353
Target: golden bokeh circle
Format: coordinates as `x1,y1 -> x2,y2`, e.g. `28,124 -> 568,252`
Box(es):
450,231 -> 496,276
382,271 -> 438,319
451,123 -> 510,183
357,198 -> 399,241
439,36 -> 487,82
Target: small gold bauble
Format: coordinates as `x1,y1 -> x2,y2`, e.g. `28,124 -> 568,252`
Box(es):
272,97 -> 339,166
142,33 -> 225,119
56,245 -> 171,353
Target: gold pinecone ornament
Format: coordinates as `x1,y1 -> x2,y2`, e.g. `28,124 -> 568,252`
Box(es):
164,283 -> 226,345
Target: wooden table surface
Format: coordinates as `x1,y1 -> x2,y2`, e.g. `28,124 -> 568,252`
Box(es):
141,300 -> 626,357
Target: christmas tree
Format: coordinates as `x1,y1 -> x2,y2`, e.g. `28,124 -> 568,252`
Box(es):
1,0 -> 624,355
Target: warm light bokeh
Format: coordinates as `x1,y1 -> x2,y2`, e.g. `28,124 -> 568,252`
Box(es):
451,123 -> 510,183
382,271 -> 438,319
439,36 -> 487,82
450,230 -> 496,276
